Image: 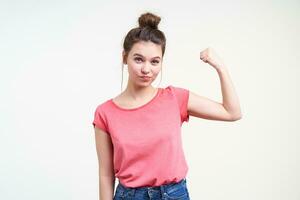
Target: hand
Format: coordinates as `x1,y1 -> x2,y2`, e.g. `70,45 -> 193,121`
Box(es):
200,47 -> 226,70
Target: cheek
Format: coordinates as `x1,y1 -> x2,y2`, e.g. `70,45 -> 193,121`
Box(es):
153,67 -> 162,75
127,63 -> 141,75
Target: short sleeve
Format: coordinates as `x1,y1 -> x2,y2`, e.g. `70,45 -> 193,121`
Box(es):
92,105 -> 109,134
170,85 -> 190,123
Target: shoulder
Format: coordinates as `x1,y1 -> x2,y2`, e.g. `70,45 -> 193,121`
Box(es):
164,84 -> 189,94
162,84 -> 174,92
111,93 -> 128,108
94,99 -> 112,113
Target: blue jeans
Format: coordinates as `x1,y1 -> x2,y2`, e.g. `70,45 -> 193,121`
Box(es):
113,178 -> 190,200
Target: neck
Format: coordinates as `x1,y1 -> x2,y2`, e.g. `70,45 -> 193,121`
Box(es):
124,82 -> 157,101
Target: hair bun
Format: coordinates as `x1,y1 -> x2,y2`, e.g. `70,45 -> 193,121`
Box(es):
138,12 -> 161,29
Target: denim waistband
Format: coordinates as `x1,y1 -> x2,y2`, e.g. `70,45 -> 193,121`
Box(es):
116,178 -> 187,196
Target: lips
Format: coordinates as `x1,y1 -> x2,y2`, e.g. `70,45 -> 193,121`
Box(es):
140,76 -> 151,81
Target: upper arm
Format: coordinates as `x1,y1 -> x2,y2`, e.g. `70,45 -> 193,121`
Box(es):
187,90 -> 237,121
94,126 -> 114,177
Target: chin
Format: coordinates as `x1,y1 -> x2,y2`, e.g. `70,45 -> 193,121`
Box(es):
137,80 -> 152,86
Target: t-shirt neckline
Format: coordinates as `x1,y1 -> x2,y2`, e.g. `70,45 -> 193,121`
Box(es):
110,88 -> 161,111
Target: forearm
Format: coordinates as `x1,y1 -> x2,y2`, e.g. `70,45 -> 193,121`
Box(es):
216,66 -> 242,119
99,174 -> 115,200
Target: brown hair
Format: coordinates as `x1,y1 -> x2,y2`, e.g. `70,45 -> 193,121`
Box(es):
121,12 -> 166,91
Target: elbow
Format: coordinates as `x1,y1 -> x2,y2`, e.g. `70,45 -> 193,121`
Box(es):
230,113 -> 243,121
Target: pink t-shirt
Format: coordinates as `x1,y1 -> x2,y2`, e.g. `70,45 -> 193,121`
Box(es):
92,85 -> 190,188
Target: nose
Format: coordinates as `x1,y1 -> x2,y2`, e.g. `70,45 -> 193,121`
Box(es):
141,62 -> 151,74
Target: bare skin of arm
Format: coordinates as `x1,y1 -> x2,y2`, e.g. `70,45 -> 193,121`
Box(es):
188,47 -> 242,121
94,126 -> 115,200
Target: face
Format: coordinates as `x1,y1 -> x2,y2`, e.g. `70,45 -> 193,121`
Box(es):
123,41 -> 163,87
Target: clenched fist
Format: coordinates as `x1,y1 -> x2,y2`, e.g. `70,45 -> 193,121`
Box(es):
200,47 -> 226,70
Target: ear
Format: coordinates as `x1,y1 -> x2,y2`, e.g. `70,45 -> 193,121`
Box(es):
122,51 -> 127,64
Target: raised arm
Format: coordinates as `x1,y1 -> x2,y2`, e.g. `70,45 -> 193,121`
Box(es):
187,47 -> 242,121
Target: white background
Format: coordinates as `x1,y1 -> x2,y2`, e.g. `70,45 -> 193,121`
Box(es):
1,0 -> 299,199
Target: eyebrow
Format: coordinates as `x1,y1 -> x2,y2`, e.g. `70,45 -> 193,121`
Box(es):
133,53 -> 161,59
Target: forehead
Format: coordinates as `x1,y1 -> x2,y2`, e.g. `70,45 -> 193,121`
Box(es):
129,41 -> 162,59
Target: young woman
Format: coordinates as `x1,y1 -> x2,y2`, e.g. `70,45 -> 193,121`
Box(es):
92,12 -> 242,200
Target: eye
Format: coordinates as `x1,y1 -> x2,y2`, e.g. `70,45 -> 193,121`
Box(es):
152,60 -> 160,64
134,57 -> 143,62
